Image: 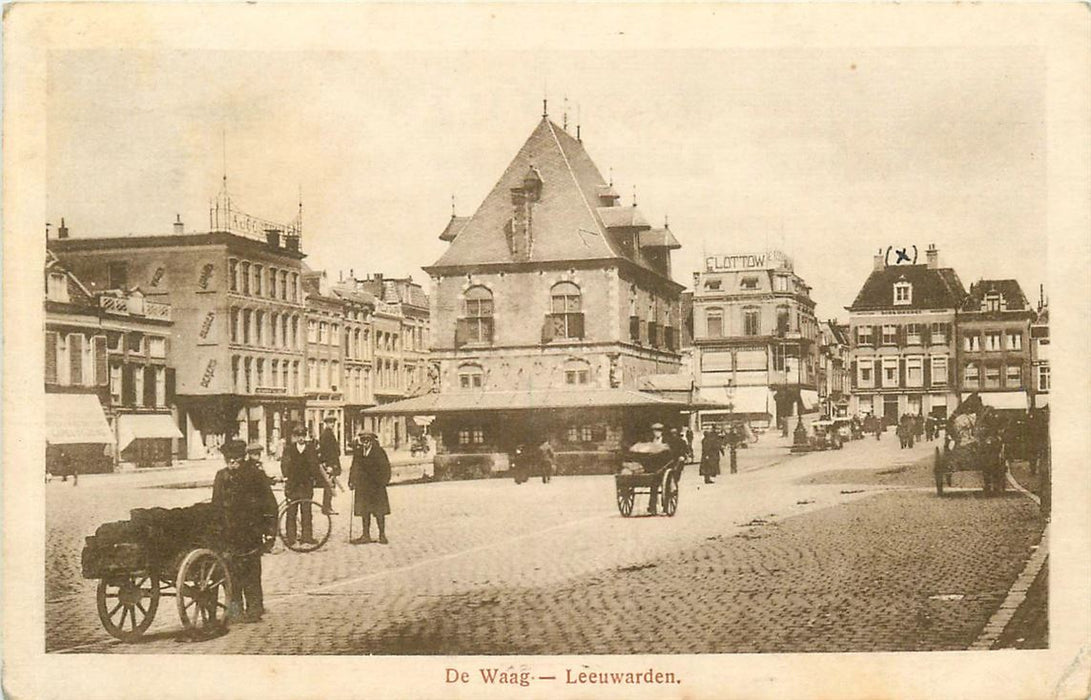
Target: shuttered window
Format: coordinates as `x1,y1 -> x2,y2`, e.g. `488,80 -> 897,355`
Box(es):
93,336 -> 108,385
45,332 -> 59,384
69,334 -> 84,385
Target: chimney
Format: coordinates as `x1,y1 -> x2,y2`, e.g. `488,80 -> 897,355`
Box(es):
873,249 -> 885,271
265,229 -> 281,248
284,234 -> 300,252
173,214 -> 184,235
57,217 -> 70,239
926,244 -> 939,269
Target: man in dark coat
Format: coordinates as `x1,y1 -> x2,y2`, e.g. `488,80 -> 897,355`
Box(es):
348,432 -> 391,544
318,416 -> 342,516
212,440 -> 278,622
280,425 -> 323,545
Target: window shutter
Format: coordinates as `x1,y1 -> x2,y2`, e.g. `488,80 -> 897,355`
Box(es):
166,368 -> 176,403
571,313 -> 585,340
897,326 -> 906,348
541,315 -> 555,344
898,358 -> 906,388
93,336 -> 108,385
922,324 -> 931,346
122,365 -> 136,405
945,324 -> 952,344
144,366 -> 157,407
850,359 -> 857,389
45,332 -> 58,384
629,316 -> 641,342
69,334 -> 84,385
454,319 -> 470,348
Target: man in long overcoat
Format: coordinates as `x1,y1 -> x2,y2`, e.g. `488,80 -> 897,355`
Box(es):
318,416 -> 341,516
280,425 -> 323,545
700,429 -> 723,484
212,440 -> 278,622
348,432 -> 391,544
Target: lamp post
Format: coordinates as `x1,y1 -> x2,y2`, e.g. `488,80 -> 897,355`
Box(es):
793,340 -> 808,448
726,380 -> 738,474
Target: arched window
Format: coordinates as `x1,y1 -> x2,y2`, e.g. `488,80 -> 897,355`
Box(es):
459,286 -> 493,344
563,358 -> 591,386
706,307 -> 724,338
549,282 -> 583,340
458,363 -> 484,389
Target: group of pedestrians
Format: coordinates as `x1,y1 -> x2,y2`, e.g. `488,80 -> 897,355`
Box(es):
210,419 -> 394,626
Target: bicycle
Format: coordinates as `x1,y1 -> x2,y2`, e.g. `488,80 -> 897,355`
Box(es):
276,496 -> 332,553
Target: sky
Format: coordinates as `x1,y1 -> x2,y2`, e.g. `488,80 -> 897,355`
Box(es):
46,46 -> 1048,318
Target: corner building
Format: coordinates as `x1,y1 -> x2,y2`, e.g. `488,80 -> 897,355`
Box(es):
847,245 -> 965,423
369,114 -> 689,478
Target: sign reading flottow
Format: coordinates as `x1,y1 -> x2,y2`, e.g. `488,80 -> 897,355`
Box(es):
705,250 -> 792,272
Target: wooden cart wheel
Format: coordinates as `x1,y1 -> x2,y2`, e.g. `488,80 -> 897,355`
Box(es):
617,487 -> 635,517
934,447 -> 945,496
176,548 -> 232,633
96,572 -> 160,641
663,473 -> 679,517
278,499 -> 332,553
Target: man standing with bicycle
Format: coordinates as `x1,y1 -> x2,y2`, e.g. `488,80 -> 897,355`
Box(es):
280,425 -> 323,546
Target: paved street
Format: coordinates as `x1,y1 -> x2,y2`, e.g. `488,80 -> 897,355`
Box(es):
46,434 -> 1046,654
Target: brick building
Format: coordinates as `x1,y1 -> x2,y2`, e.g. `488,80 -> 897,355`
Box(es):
367,112 -> 691,477
690,250 -> 821,430
50,186 -> 308,459
302,269 -> 346,441
956,279 -> 1036,410
45,246 -> 179,472
330,280 -> 377,446
847,245 -> 966,423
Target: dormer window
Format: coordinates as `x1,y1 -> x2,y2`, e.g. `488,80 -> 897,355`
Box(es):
47,272 -> 69,302
982,292 -> 1004,312
740,276 -> 759,291
893,281 -> 912,306
704,279 -> 722,291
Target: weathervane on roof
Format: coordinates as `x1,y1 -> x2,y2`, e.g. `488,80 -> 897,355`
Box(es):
632,185 -> 638,208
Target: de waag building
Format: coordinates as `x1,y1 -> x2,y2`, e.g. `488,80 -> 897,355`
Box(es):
368,112 -> 696,478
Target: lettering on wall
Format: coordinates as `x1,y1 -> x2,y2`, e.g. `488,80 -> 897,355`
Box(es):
705,250 -> 791,273
149,267 -> 165,287
198,263 -> 215,290
200,359 -> 217,388
198,311 -> 215,339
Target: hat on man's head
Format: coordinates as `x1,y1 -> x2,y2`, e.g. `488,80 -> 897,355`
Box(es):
357,432 -> 379,441
291,425 -> 307,436
246,442 -> 264,454
650,423 -> 665,430
220,439 -> 247,460
323,416 -> 337,423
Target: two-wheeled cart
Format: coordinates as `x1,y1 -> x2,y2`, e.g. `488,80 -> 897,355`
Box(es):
81,503 -> 235,641
934,439 -> 1006,495
615,443 -> 684,517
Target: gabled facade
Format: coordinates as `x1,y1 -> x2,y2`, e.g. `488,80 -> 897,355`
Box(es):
1030,299 -> 1049,409
956,279 -> 1035,410
818,320 -> 851,418
374,113 -> 689,478
847,245 -> 966,423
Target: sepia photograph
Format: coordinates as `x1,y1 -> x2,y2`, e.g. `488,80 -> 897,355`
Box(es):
4,3 -> 1090,699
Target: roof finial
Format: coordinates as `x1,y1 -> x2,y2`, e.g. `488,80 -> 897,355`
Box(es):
608,167 -> 613,187
576,103 -> 581,141
451,194 -> 456,218
563,95 -> 568,131
542,97 -> 548,118
632,185 -> 637,208
664,214 -> 669,229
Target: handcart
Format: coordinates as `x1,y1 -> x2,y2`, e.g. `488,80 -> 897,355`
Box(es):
614,442 -> 685,517
81,502 -> 235,641
934,399 -> 1007,496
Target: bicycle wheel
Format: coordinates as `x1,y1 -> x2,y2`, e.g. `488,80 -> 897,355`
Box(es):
277,499 -> 332,553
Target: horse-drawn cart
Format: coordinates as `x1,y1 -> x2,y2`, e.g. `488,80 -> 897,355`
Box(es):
81,502 -> 235,641
615,442 -> 684,517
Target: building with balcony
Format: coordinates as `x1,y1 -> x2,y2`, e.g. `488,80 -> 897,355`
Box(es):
690,250 -> 820,430
49,185 -> 308,459
956,279 -> 1036,410
364,111 -> 691,477
818,320 -> 851,418
45,248 -> 179,472
302,269 -> 346,441
847,245 -> 966,423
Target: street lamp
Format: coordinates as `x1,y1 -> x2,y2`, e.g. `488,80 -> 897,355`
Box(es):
726,380 -> 738,474
793,340 -> 808,448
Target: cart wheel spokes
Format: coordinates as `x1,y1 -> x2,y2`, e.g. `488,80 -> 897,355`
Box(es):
663,474 -> 679,517
617,487 -> 635,517
176,549 -> 232,633
97,572 -> 160,641
278,499 -> 332,553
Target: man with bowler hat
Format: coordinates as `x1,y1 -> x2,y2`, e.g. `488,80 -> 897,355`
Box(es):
318,416 -> 342,515
348,431 -> 392,544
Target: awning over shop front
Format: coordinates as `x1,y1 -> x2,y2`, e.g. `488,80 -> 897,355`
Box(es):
362,388 -> 699,415
1034,394 -> 1049,409
412,415 -> 436,426
800,389 -> 821,412
696,386 -> 774,415
117,413 -> 183,450
46,394 -> 114,445
961,391 -> 1029,411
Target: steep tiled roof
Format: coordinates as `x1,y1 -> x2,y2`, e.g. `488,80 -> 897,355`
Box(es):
45,251 -> 95,306
848,264 -> 966,311
639,227 -> 681,250
961,279 -> 1030,312
430,117 -> 671,274
438,215 -> 471,242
